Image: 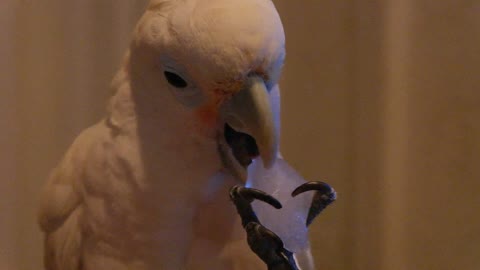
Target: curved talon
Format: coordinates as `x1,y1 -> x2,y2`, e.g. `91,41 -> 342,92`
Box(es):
291,181 -> 333,197
229,185 -> 282,228
230,186 -> 282,209
292,181 -> 337,227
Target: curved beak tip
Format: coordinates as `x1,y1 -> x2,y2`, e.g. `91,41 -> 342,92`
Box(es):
259,140 -> 278,169
262,155 -> 276,169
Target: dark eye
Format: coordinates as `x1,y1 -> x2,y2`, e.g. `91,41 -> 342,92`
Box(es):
164,71 -> 188,88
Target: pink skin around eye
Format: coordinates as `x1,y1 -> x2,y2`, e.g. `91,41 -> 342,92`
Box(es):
194,89 -> 230,131
195,102 -> 219,128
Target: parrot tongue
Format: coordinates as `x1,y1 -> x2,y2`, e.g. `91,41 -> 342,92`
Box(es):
224,123 -> 259,167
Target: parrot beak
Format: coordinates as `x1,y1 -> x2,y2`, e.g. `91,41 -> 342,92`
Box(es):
219,76 -> 278,181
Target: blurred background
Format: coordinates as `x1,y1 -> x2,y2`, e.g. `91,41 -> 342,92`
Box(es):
1,0 -> 479,269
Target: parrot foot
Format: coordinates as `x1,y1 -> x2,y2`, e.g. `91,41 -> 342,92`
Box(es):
229,185 -> 299,270
292,181 -> 337,227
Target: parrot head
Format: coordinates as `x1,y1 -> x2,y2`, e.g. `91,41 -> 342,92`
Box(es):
128,0 -> 285,181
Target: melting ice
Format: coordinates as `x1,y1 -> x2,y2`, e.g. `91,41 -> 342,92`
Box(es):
247,157 -> 314,253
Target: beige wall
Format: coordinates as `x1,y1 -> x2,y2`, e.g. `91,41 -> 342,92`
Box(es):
1,1 -> 479,269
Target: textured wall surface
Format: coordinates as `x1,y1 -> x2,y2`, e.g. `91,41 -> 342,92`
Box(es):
1,1 -> 479,269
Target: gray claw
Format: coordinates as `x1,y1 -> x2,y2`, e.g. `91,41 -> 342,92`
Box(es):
230,186 -> 282,209
230,185 -> 282,228
292,181 -> 336,227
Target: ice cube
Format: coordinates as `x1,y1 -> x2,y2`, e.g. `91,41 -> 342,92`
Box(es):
247,157 -> 313,252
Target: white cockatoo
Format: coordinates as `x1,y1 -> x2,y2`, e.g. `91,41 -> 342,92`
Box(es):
38,0 -> 335,269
